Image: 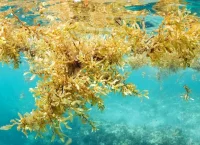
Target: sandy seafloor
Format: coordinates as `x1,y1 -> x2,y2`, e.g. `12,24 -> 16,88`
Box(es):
0,0 -> 200,145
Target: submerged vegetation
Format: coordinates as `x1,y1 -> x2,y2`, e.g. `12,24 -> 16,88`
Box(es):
0,0 -> 199,142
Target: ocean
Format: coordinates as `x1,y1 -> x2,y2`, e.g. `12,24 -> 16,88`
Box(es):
0,0 -> 200,145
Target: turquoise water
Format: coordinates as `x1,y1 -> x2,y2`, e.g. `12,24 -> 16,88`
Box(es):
0,1 -> 200,145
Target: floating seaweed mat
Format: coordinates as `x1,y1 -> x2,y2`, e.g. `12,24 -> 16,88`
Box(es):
0,0 -> 199,143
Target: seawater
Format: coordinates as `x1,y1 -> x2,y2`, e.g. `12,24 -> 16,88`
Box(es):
0,0 -> 200,145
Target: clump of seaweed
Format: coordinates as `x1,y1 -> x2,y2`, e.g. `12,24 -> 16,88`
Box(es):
0,0 -> 199,142
0,0 -> 148,141
0,18 -> 26,68
145,8 -> 200,70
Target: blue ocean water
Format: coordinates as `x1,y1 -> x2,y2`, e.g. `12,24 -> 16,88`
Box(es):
0,1 -> 200,145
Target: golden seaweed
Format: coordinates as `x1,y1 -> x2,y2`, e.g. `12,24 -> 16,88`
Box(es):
0,0 -> 199,141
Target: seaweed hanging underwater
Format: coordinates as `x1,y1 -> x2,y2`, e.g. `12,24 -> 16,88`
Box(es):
0,0 -> 199,142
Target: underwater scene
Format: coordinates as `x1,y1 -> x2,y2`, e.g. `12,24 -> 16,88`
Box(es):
0,0 -> 200,145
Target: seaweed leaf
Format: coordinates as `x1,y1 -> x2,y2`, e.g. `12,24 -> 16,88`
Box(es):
0,124 -> 14,130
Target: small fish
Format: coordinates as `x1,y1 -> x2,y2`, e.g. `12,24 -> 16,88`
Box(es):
23,72 -> 30,76
24,74 -> 36,82
30,74 -> 36,81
